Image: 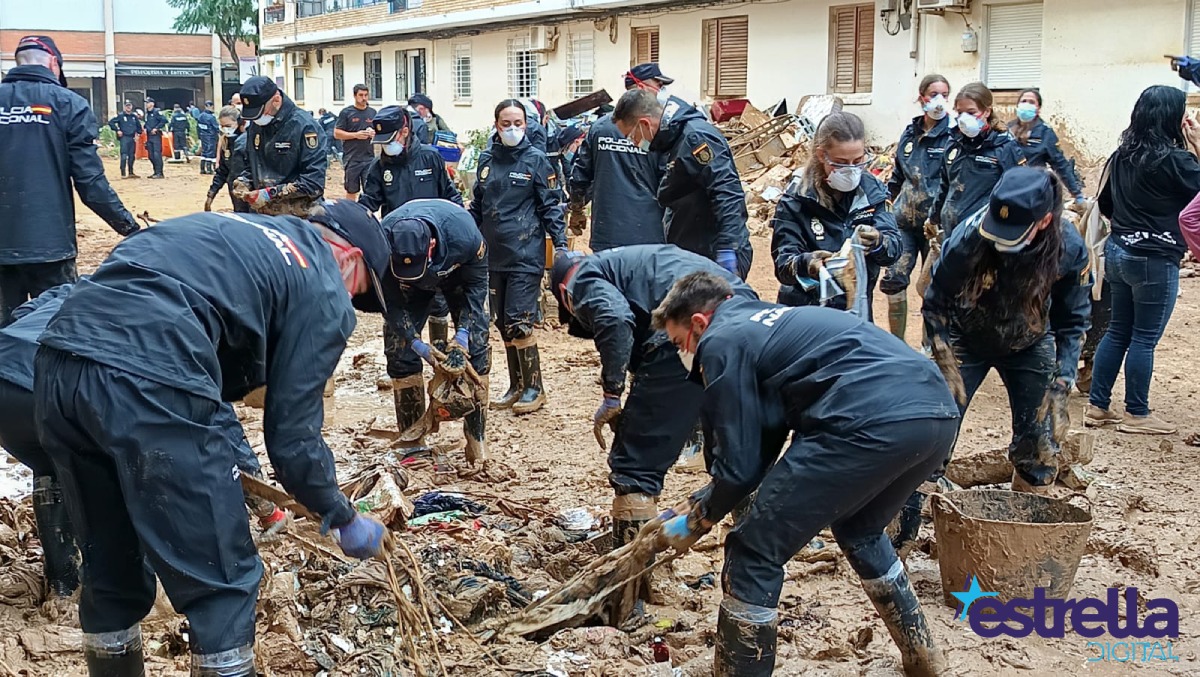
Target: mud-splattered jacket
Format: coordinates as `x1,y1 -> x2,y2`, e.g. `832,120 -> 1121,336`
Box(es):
690,297 -> 960,521
650,97 -> 753,269
770,172 -> 900,311
931,128 -> 1024,232
889,115 -> 952,231
569,114 -> 667,251
563,244 -> 756,396
1009,118 -> 1083,197
923,210 -> 1091,382
358,144 -> 461,216
378,199 -> 489,360
238,94 -> 328,202
210,132 -> 248,200
468,135 -> 566,275
38,212 -> 357,527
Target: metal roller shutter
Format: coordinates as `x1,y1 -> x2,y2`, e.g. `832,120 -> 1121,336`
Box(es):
985,2 -> 1043,90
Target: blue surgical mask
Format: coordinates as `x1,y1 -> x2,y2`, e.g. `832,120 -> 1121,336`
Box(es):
383,140 -> 404,156
563,150 -> 576,165
1016,102 -> 1038,123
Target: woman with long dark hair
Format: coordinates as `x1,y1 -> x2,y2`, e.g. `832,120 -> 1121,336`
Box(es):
1008,88 -> 1087,208
879,74 -> 954,340
469,99 -> 567,415
929,82 -> 1024,234
922,166 -> 1090,494
770,111 -> 900,318
1085,85 -> 1200,434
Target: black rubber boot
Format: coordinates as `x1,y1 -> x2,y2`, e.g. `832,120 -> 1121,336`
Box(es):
427,316 -> 450,352
463,377 -> 489,465
392,377 -> 427,449
191,645 -> 256,676
861,561 -> 947,676
512,342 -> 545,415
490,344 -> 521,410
888,293 -> 908,341
84,627 -> 146,677
32,475 -> 79,597
714,597 -> 778,677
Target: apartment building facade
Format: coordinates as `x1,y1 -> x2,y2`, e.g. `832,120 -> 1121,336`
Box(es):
259,0 -> 1200,161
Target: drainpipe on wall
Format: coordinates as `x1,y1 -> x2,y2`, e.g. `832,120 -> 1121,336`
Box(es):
909,7 -> 920,61
104,0 -> 117,119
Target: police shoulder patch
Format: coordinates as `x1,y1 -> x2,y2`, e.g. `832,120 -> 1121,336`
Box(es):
692,143 -> 713,165
904,141 -> 914,155
947,147 -> 958,162
305,133 -> 318,149
480,166 -> 490,181
254,134 -> 261,150
477,241 -> 486,260
548,173 -> 558,189
383,169 -> 393,183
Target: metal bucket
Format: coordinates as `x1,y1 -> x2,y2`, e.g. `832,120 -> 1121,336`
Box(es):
931,489 -> 1092,608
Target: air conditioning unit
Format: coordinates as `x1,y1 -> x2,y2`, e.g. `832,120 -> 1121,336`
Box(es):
916,0 -> 970,11
529,26 -> 558,53
289,51 -> 309,67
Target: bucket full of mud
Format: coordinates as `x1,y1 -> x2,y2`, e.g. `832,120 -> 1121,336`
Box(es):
931,489 -> 1092,608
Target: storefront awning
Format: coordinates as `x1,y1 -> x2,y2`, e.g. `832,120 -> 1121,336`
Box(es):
1,60 -> 106,78
115,64 -> 212,78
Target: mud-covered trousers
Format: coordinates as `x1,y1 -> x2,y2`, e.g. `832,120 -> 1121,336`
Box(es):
951,333 -> 1057,486
488,271 -> 542,342
384,279 -> 491,379
1080,280 -> 1111,368
609,340 -> 704,497
34,347 -> 263,654
723,417 -> 957,607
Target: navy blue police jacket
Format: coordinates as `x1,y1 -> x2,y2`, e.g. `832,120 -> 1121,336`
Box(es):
0,65 -> 138,264
931,127 -> 1024,232
359,142 -> 461,216
468,134 -> 566,274
563,244 -> 757,397
39,212 -> 358,527
238,94 -> 328,200
1010,118 -> 1083,197
889,115 -> 953,231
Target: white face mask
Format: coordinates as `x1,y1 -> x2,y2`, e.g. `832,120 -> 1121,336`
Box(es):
678,347 -> 695,373
383,140 -> 404,156
923,95 -> 949,120
255,113 -> 275,126
499,127 -> 525,147
220,126 -> 237,137
827,166 -> 863,192
958,113 -> 984,138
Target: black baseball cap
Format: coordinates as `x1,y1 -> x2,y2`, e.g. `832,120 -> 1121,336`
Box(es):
407,93 -> 434,111
15,35 -> 67,87
309,199 -> 391,313
239,76 -> 279,121
380,211 -> 433,281
371,105 -> 411,144
624,63 -> 674,89
979,167 -> 1055,247
556,124 -> 585,149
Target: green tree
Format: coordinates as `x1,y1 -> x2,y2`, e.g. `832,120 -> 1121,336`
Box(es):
167,0 -> 258,66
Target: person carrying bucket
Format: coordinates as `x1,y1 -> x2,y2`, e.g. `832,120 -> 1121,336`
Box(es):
922,166 -> 1091,497
649,272 -> 960,676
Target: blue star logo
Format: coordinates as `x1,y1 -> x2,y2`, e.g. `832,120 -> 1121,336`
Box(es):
951,575 -> 998,621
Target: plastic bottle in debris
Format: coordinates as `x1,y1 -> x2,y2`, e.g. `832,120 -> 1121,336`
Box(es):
652,636 -> 670,663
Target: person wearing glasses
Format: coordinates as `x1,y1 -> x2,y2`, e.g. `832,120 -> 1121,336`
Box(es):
769,112 -> 900,318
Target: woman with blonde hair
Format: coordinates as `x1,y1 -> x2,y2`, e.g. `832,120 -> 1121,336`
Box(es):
205,105 -> 249,212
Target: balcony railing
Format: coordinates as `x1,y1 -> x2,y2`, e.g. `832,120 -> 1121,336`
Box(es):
297,0 -> 386,17
264,5 -> 286,23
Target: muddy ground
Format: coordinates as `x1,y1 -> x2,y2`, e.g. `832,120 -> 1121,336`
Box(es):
1,153 -> 1199,676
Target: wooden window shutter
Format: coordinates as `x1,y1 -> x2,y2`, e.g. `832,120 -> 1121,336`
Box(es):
830,4 -> 873,94
703,20 -> 718,97
855,4 -> 874,93
716,16 -> 748,98
632,27 -> 660,66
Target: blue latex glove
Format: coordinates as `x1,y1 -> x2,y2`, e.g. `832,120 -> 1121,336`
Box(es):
453,328 -> 469,351
334,514 -> 388,560
660,514 -> 697,549
1074,196 -> 1087,206
594,394 -> 621,425
715,249 -> 738,275
412,339 -> 435,366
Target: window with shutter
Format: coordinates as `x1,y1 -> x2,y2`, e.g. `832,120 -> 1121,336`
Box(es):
1191,0 -> 1200,52
828,4 -> 873,94
984,2 -> 1043,90
453,42 -> 472,102
701,16 -> 748,99
364,51 -> 382,100
631,27 -> 659,66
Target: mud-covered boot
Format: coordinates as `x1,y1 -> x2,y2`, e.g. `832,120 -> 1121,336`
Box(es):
392,375 -> 428,453
887,489 -> 927,562
861,561 -> 947,677
714,596 -> 778,677
32,476 -> 78,597
463,377 -> 489,465
490,344 -> 521,410
511,339 -> 545,415
427,315 -> 451,352
608,492 -> 658,628
84,626 -> 146,677
191,644 -> 255,676
888,293 -> 908,341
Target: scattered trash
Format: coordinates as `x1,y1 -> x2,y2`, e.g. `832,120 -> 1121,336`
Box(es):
406,510 -> 470,527
328,634 -> 354,654
557,507 -> 594,532
411,491 -> 487,518
545,649 -> 590,676
652,636 -> 671,663
685,573 -> 716,590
